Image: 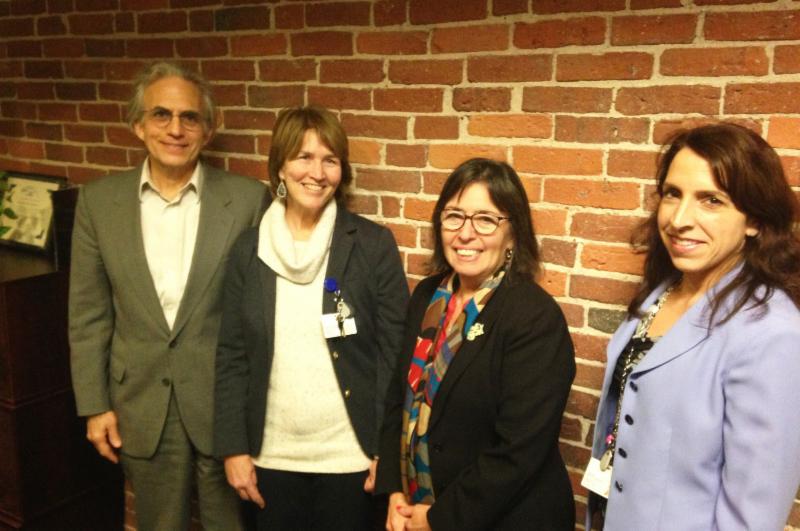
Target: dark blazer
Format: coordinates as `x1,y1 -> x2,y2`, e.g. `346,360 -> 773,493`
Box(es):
213,206 -> 409,460
376,273 -> 576,531
69,164 -> 267,458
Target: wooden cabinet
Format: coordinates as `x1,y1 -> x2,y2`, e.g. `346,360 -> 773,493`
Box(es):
0,248 -> 123,531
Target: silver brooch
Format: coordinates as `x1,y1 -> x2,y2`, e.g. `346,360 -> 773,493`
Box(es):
466,323 -> 484,341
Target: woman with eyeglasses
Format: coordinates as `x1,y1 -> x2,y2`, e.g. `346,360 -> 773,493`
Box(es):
376,158 -> 576,531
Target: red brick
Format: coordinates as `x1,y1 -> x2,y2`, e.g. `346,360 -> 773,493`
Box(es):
406,252 -> 433,276
532,0 -> 625,13
10,0 -> 45,15
86,146 -> 128,167
0,17 -> 34,37
214,6 -> 270,31
7,40 -> 43,57
631,0 -> 682,7
768,117 -> 800,149
375,88 -> 443,112
75,0 -> 117,10
374,0 -> 406,26
652,118 -> 761,145
320,60 -> 385,83
544,178 -> 639,209
349,194 -> 379,216
515,17 -> 605,48
341,114 -> 408,139
105,62 -> 143,82
557,52 -> 653,81
468,114 -> 551,138
431,24 -> 509,53
386,144 -> 426,168
381,223 -> 414,249
515,147 -> 603,176
414,116 -> 459,140
42,38 -> 85,58
607,149 -> 659,179
705,10 -> 800,41
2,101 -> 35,120
19,82 -> 56,100
257,135 -> 271,157
43,142 -> 80,162
227,158 -> 268,180
38,103 -> 77,122
494,0 -> 528,15
137,11 -> 186,33
0,61 -> 24,78
259,59 -> 316,82
429,144 -> 506,170
85,38 -> 125,57
571,274 -> 639,305
6,138 -> 44,159
116,11 -> 135,32
403,199 -> 435,226
725,83 -> 800,114
775,45 -> 800,74
356,168 -> 420,193
611,14 -> 696,45
559,301 -> 585,328
65,124 -> 104,143
519,176 -> 543,202
467,54 -> 551,82
208,133 -> 255,154
409,0 -> 487,24
175,37 -> 227,58
572,333 -> 610,363
292,32 -> 352,57
231,35 -> 287,57
349,138 -> 382,165
222,110 -> 276,131
37,16 -> 67,35
127,38 -> 174,58
540,268 -> 567,297
248,85 -> 305,108
555,116 -> 648,144
541,237 -> 577,267
357,31 -> 428,55
581,243 -> 645,275
523,87 -> 612,113
616,85 -> 720,115
306,2 -> 370,27
55,82 -> 97,101
170,0 -> 217,7
566,389 -> 600,419
24,60 -> 63,79
215,84 -> 247,107
382,196 -> 402,218
106,126 -> 140,148
308,86 -> 371,110
453,88 -> 510,112
275,4 -> 303,30
782,156 -> 800,187
570,212 -> 645,243
388,59 -> 463,85
202,60 -> 256,81
120,0 -> 168,9
661,47 -> 768,77
25,123 -> 61,142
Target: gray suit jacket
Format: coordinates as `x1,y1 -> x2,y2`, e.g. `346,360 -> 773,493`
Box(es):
69,163 -> 267,458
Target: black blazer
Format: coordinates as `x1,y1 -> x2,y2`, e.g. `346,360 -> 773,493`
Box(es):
213,206 -> 409,460
376,273 -> 576,531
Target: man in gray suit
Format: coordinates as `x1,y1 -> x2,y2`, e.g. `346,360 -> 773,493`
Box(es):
69,62 -> 267,531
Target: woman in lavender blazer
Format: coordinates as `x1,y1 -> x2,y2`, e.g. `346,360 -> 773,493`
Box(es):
586,123 -> 800,530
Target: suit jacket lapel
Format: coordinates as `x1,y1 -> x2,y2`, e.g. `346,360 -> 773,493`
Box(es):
428,280 -> 508,432
114,167 -> 170,334
322,206 -> 356,316
171,165 -> 235,338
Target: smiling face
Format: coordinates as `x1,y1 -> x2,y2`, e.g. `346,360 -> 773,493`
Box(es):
281,129 -> 342,220
441,182 -> 514,296
657,147 -> 759,291
133,76 -> 211,183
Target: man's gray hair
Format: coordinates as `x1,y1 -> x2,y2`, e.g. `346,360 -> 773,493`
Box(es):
126,61 -> 216,130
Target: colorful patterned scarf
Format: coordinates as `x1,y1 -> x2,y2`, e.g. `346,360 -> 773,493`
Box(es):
401,270 -> 505,503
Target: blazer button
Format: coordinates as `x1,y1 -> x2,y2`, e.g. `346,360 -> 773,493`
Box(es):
161,378 -> 171,387
618,448 -> 627,458
332,351 -> 339,360
624,414 -> 634,425
169,339 -> 178,349
615,480 -> 623,492
629,381 -> 638,392
344,389 -> 351,398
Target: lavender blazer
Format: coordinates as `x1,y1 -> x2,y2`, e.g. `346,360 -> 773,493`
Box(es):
589,269 -> 800,531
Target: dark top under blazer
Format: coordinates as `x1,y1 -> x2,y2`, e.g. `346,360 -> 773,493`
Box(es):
213,206 -> 409,460
376,273 -> 576,531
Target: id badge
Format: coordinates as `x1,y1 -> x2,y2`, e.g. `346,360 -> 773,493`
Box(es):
581,457 -> 612,499
321,313 -> 357,338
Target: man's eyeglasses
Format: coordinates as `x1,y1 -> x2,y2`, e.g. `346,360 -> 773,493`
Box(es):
440,209 -> 510,235
144,107 -> 205,131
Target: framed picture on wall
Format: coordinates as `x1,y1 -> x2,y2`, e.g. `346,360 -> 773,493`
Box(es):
0,171 -> 68,252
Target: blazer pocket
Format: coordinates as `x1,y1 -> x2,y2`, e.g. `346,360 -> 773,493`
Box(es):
110,356 -> 126,383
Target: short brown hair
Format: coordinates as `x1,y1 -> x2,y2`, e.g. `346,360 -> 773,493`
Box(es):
267,106 -> 352,202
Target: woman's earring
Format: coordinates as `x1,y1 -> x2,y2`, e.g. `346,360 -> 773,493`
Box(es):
276,179 -> 287,199
504,248 -> 514,267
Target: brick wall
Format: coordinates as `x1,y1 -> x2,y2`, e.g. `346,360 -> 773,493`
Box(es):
2,0 -> 800,529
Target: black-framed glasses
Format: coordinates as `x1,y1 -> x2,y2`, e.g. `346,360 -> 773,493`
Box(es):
440,209 -> 510,235
144,107 -> 204,131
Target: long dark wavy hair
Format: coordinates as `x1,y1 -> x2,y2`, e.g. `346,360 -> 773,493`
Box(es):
429,158 -> 540,284
628,123 -> 800,324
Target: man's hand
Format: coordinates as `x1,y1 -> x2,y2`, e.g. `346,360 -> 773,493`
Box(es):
86,411 -> 122,463
386,491 -> 410,531
363,457 -> 379,493
224,454 -> 265,509
399,502 -> 431,531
